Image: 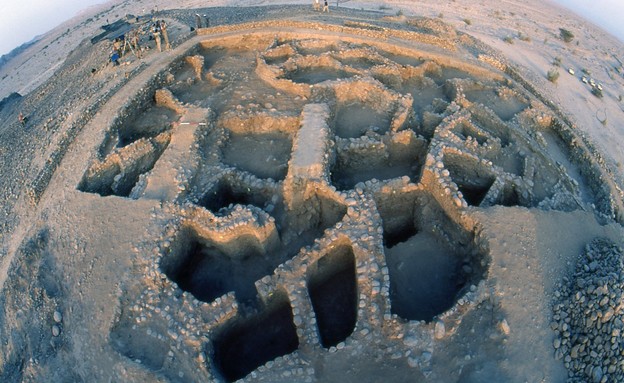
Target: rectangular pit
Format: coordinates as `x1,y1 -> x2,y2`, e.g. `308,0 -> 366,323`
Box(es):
221,132 -> 292,181
212,291 -> 299,382
306,243 -> 358,348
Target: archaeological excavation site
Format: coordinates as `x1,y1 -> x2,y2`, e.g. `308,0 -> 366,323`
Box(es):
2,4 -> 624,383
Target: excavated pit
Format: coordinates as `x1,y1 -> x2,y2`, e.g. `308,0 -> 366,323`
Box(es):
464,87 -> 528,121
376,190 -> 485,321
70,22 -> 619,382
212,291 -> 299,383
444,153 -> 497,207
221,132 -> 292,181
198,177 -> 270,215
78,133 -> 171,197
331,132 -> 428,190
115,104 -> 178,148
161,226 -> 272,306
306,243 -> 358,348
284,67 -> 355,85
334,102 -> 392,139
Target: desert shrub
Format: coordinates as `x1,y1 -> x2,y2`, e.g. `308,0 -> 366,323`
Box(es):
518,32 -> 531,42
547,68 -> 560,83
503,36 -> 514,44
559,28 -> 574,43
553,56 -> 562,66
437,12 -> 444,18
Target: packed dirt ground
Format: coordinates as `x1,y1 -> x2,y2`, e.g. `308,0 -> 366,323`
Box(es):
1,1 -> 624,382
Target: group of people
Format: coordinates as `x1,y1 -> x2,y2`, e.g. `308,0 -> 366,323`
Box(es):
109,19 -> 171,66
150,19 -> 171,53
314,0 -> 329,12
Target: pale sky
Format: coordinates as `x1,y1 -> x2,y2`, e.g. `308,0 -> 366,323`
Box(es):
0,0 -> 109,56
0,0 -> 622,57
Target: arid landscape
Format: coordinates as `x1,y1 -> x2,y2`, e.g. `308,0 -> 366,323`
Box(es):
1,1 -> 624,382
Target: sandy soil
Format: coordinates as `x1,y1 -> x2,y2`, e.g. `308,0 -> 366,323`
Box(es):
0,1 -> 623,383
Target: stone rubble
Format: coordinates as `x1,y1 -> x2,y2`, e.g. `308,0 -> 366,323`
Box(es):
553,239 -> 624,383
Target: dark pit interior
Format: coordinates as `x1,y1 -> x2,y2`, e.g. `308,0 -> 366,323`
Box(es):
160,228 -> 273,307
498,183 -> 521,207
444,153 -> 496,207
385,231 -> 465,322
78,137 -> 169,198
307,243 -> 358,348
376,191 -> 486,321
375,190 -> 420,249
212,292 -> 299,382
198,178 -> 268,214
454,121 -> 489,145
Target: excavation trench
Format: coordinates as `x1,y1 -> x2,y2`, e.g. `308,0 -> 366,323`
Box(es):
444,153 -> 496,207
212,292 -> 299,382
198,177 -> 271,215
307,243 -> 358,348
376,190 -> 486,321
160,227 -> 273,307
221,132 -> 292,181
331,133 -> 427,190
334,102 -> 391,139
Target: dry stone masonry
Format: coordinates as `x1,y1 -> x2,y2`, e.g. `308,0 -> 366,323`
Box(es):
73,20 -> 620,383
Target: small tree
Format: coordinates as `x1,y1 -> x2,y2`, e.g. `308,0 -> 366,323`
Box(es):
559,28 -> 574,43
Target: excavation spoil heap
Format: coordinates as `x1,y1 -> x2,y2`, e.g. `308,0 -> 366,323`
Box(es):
553,239 -> 624,383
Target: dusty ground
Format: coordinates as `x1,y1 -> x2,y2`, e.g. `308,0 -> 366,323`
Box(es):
0,1 -> 623,383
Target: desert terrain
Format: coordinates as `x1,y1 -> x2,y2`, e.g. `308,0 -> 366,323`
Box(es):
0,1 -> 623,382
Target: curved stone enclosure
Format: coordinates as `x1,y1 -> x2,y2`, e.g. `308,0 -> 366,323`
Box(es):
75,25 -> 620,382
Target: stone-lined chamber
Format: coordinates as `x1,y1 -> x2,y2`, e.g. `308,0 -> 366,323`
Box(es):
77,24 -> 617,383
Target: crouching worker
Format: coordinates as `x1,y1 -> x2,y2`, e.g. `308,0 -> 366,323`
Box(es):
110,49 -> 121,66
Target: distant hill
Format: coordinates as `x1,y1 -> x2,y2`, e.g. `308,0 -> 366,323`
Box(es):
0,36 -> 41,70
0,92 -> 22,112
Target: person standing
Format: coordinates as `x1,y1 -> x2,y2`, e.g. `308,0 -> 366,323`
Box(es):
151,22 -> 162,52
159,20 -> 171,50
314,0 -> 320,11
18,112 -> 27,127
130,29 -> 142,58
323,0 -> 329,12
